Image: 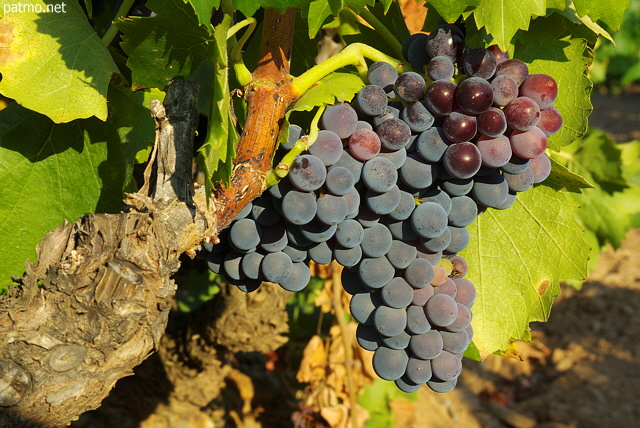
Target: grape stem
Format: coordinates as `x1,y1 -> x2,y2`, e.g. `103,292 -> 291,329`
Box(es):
292,43 -> 411,96
355,7 -> 405,60
101,0 -> 136,47
265,104 -> 325,187
228,18 -> 257,87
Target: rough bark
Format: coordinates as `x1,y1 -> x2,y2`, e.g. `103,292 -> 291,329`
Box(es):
0,8 -> 297,427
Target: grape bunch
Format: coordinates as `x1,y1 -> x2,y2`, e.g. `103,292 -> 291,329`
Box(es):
200,23 -> 560,393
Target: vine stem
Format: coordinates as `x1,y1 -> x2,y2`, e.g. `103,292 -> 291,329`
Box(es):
292,43 -> 411,96
357,7 -> 405,60
229,18 -> 257,87
331,261 -> 358,428
101,0 -> 136,47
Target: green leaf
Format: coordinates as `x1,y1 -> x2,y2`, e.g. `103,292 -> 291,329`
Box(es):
560,129 -> 626,192
117,0 -> 216,89
470,0 -> 546,51
358,379 -> 418,428
461,185 -> 589,358
0,83 -> 159,290
514,15 -> 592,151
197,15 -> 235,189
619,140 -> 640,186
0,1 -> 117,123
290,72 -> 364,111
233,0 -> 311,17
426,0 -> 480,22
183,0 -> 218,31
344,0 -> 375,14
542,157 -> 594,193
552,3 -> 614,43
573,0 -> 630,31
304,0 -> 334,38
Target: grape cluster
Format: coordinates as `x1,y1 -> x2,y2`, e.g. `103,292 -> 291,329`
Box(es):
200,23 -> 560,393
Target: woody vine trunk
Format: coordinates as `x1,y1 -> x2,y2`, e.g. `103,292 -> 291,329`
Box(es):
0,8 -> 297,427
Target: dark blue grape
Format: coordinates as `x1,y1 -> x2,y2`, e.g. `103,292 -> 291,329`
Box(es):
281,190 -> 316,225
365,185 -> 402,215
309,130 -> 343,166
386,218 -> 419,241
400,153 -> 437,190
334,245 -> 362,268
386,240 -> 417,269
358,257 -> 395,289
377,147 -> 407,169
394,72 -> 426,103
471,171 -> 509,207
380,277 -> 414,308
229,219 -> 261,252
426,24 -> 465,61
381,330 -> 411,350
411,202 -> 448,239
281,124 -> 305,150
282,244 -> 308,263
325,167 -> 355,196
251,197 -> 281,226
388,190 -> 416,221
425,293 -> 458,327
504,167 -> 534,192
440,177 -> 474,197
300,220 -> 337,243
374,305 -> 408,337
308,240 -> 333,264
259,223 -> 288,252
279,262 -> 311,291
354,85 -> 389,116
356,323 -> 381,351
446,226 -> 470,253
361,223 -> 393,257
335,219 -> 364,248
316,194 -> 348,225
223,251 -> 245,281
373,346 -> 409,381
406,305 -> 432,335
331,149 -> 363,181
462,48 -> 497,79
448,196 -> 478,227
240,251 -> 264,280
405,356 -> 433,384
289,154 -> 327,191
261,252 -> 292,283
362,157 -> 397,192
404,257 -> 435,288
350,291 -> 382,324
427,378 -> 457,393
377,118 -> 412,151
395,376 -> 423,393
409,330 -> 444,359
420,228 -> 452,252
430,350 -> 462,381
320,103 -> 358,138
427,55 -> 455,80
368,61 -> 399,92
445,303 -> 472,333
401,101 -> 435,133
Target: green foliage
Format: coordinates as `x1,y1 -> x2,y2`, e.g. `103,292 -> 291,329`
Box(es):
117,0 -> 217,89
0,0 -> 116,123
291,72 -> 365,111
0,84 -> 160,289
358,378 -> 418,427
590,0 -> 640,88
461,185 -> 590,359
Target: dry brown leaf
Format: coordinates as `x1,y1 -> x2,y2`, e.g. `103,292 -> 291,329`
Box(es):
297,335 -> 328,384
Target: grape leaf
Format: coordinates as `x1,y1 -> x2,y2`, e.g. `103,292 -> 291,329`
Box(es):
573,0 -> 630,31
0,0 -> 117,123
514,15 -> 592,151
543,158 -> 593,193
461,185 -> 589,359
290,72 -> 364,111
197,16 -> 236,189
117,0 -> 216,89
0,83 -> 158,290
425,0 -> 480,23
303,0 -> 334,38
233,0 -> 311,17
470,0 -> 546,51
344,0 -> 375,13
183,0 -> 218,31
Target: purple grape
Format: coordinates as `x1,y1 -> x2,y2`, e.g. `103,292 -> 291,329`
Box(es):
425,293 -> 458,327
377,118 -> 412,151
355,85 -> 389,116
476,134 -> 512,168
289,154 -> 327,191
442,142 -> 482,179
349,128 -> 381,161
510,127 -> 547,159
443,111 -> 477,143
495,59 -> 529,86
462,48 -> 497,79
409,330 -> 444,359
320,103 -> 358,138
394,72 -> 426,102
519,73 -> 558,109
504,97 -> 541,132
309,130 -> 343,166
487,44 -> 509,65
424,80 -> 457,117
530,153 -> 551,183
491,75 -> 518,107
368,61 -> 399,93
427,55 -> 455,80
426,24 -> 465,61
456,76 -> 494,114
538,105 -> 563,137
477,107 -> 507,138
